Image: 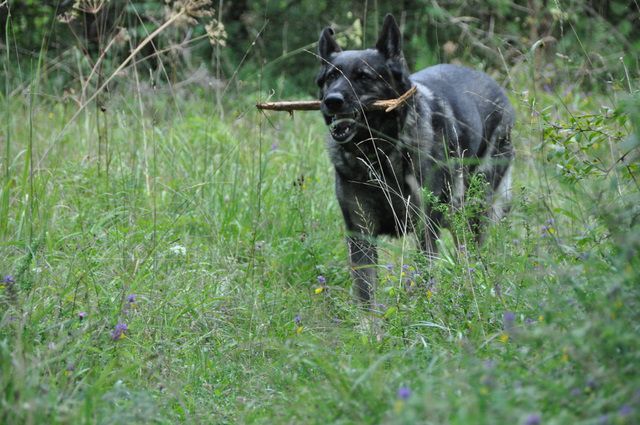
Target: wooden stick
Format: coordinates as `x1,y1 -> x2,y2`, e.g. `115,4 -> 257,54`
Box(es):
256,86 -> 417,113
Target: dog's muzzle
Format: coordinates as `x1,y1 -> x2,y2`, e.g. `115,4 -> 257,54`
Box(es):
328,110 -> 361,142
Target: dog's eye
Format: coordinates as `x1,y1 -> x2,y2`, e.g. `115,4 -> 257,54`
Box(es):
326,70 -> 339,83
358,70 -> 376,80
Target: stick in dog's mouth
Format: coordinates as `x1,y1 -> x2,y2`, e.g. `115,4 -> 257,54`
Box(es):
256,86 -> 417,113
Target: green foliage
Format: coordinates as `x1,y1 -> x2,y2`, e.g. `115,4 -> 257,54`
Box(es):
1,0 -> 638,93
1,80 -> 639,423
1,1 -> 640,423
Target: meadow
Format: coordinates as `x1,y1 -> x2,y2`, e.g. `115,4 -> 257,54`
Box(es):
1,4 -> 640,424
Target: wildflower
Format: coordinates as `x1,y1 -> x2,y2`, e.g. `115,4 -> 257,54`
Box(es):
0,275 -> 12,290
541,219 -> 556,237
169,244 -> 187,256
73,0 -> 108,14
523,413 -> 541,425
78,311 -> 88,320
619,405 -> 633,417
385,264 -> 393,272
127,294 -> 137,304
166,0 -> 214,28
205,18 -> 227,47
498,333 -> 509,343
111,323 -> 128,341
57,11 -> 77,24
294,314 -> 303,334
317,275 -> 326,285
270,142 -> 278,151
397,387 -> 411,400
503,311 -> 516,331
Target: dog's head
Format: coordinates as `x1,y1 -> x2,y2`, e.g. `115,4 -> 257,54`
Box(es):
316,14 -> 412,143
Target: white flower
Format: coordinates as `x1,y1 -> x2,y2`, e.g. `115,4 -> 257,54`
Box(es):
169,244 -> 187,256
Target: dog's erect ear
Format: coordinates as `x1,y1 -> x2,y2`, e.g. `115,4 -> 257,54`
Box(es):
318,27 -> 341,62
376,14 -> 403,60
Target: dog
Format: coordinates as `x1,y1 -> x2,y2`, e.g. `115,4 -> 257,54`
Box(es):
316,14 -> 515,305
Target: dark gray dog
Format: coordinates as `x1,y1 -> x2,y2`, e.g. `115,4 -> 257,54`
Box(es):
316,14 -> 514,304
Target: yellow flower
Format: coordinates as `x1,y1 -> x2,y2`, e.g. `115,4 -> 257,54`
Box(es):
314,287 -> 324,294
426,289 -> 433,300
498,333 -> 509,343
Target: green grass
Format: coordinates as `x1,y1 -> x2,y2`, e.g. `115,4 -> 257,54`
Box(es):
1,71 -> 639,424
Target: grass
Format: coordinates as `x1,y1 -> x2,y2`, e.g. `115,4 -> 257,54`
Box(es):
1,62 -> 639,424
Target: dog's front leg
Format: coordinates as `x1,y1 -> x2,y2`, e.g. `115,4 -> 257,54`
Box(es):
347,235 -> 378,305
417,206 -> 444,262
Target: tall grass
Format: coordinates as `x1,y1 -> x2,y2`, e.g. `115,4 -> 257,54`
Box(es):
1,4 -> 639,425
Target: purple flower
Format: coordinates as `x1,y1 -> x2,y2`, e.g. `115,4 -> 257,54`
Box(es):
294,315 -> 302,326
523,413 -> 541,425
317,275 -> 326,285
619,405 -> 633,417
397,386 -> 411,400
2,275 -> 15,284
270,142 -> 278,151
503,311 -> 516,330
78,311 -> 88,320
127,294 -> 137,303
385,264 -> 393,271
111,323 -> 128,341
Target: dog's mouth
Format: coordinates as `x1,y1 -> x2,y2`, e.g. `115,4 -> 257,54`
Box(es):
329,111 -> 361,142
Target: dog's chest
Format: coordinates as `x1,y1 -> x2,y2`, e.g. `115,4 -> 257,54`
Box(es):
330,140 -> 405,184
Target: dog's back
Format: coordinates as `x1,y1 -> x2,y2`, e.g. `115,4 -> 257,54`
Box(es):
411,64 -> 514,158
409,64 -> 515,215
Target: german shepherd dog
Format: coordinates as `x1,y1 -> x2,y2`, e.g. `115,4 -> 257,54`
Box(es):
316,14 -> 515,305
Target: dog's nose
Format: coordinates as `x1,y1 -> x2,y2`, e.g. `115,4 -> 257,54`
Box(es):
323,93 -> 344,112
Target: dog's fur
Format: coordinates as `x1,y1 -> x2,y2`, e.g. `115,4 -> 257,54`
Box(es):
316,14 -> 515,304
